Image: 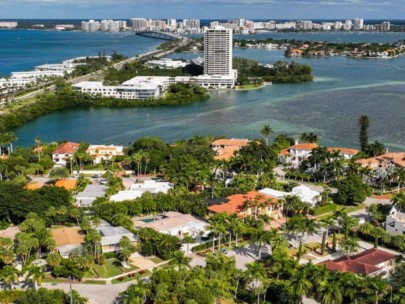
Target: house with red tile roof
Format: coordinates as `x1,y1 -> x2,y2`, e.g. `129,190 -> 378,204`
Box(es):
86,145 -> 124,164
356,152 -> 405,171
208,191 -> 283,219
319,248 -> 397,278
327,147 -> 360,159
52,142 -> 80,166
211,138 -> 250,161
278,143 -> 319,166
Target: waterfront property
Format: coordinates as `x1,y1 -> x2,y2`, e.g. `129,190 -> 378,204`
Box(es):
52,141 -> 80,166
327,147 -> 359,160
146,58 -> 187,69
211,138 -> 250,160
279,143 -> 319,167
208,191 -> 283,219
356,152 -> 405,171
386,203 -> 405,235
98,220 -> 139,253
319,248 -> 397,278
133,211 -> 209,238
86,144 -> 124,164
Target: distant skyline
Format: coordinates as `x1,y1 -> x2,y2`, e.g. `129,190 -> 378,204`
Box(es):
0,0 -> 404,20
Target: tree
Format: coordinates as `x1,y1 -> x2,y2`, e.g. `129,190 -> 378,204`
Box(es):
119,236 -> 136,267
182,233 -> 194,256
359,115 -> 369,152
0,265 -> 20,289
46,253 -> 62,267
250,228 -> 276,259
245,262 -> 267,304
25,265 -> 45,290
339,237 -> 359,256
335,174 -> 369,205
260,124 -> 273,146
370,226 -> 386,248
169,250 -> 191,270
34,136 -> 42,161
290,266 -> 312,303
49,167 -> 69,179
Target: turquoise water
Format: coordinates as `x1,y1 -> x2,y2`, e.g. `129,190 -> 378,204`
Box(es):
140,218 -> 159,223
4,30 -> 405,150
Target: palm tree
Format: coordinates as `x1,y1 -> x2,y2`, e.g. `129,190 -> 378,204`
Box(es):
260,124 -> 273,146
370,226 -> 386,248
25,264 -> 45,290
169,251 -> 191,270
286,215 -> 306,248
0,265 -> 19,289
182,233 -> 194,255
69,208 -> 81,226
34,136 -> 42,161
251,228 -> 275,259
143,152 -> 150,175
365,276 -> 389,304
2,132 -> 18,154
121,280 -> 151,304
245,262 -> 267,304
303,218 -> 319,242
131,152 -> 143,176
0,159 -> 7,181
290,266 -> 312,304
339,237 -> 359,256
317,271 -> 343,304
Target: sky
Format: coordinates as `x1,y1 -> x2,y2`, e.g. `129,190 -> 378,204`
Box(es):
0,0 -> 404,20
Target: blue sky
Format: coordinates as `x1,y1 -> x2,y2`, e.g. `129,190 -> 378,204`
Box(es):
0,0 -> 403,19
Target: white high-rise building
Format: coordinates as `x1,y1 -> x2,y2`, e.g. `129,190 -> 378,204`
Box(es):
204,26 -> 233,76
381,21 -> 391,31
354,18 -> 364,30
131,18 -> 147,31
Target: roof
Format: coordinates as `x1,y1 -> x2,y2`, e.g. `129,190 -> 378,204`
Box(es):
0,226 -> 20,239
289,143 -> 319,151
327,147 -> 360,155
319,248 -> 397,276
356,152 -> 405,169
211,138 -> 250,147
55,179 -> 77,190
208,191 -> 279,215
25,182 -> 45,190
98,224 -> 138,246
133,211 -> 208,232
52,227 -> 85,247
214,146 -> 239,160
52,142 -> 80,155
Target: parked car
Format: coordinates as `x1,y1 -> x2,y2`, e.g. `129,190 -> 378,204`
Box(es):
221,248 -> 228,254
99,179 -> 108,185
91,174 -> 101,178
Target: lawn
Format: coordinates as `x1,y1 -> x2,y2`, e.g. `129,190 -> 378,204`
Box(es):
149,257 -> 164,264
111,270 -> 151,285
316,203 -> 365,219
43,276 -> 69,284
82,280 -> 107,285
84,259 -> 138,279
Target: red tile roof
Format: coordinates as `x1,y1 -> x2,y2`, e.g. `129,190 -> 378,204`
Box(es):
208,191 -> 279,215
52,142 -> 80,155
211,138 -> 250,148
327,147 -> 359,155
356,152 -> 405,169
319,248 -> 396,276
289,143 -> 319,151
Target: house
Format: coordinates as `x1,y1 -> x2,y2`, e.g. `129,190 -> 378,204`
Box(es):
52,142 -> 80,166
211,138 -> 250,161
278,143 -> 319,166
110,180 -> 174,202
75,183 -> 108,207
208,191 -> 283,219
86,145 -> 124,164
259,184 -> 321,207
319,248 -> 397,278
97,220 -> 138,253
55,179 -> 77,191
133,211 -> 209,238
327,147 -> 359,160
386,204 -> 405,235
356,152 -> 405,171
51,227 -> 85,258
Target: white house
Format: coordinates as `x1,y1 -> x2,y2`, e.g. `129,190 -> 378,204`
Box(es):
386,204 -> 405,235
259,184 -> 320,207
98,220 -> 138,253
52,142 -> 80,166
86,145 -> 124,164
279,143 -> 319,166
110,180 -> 174,202
133,211 -> 209,238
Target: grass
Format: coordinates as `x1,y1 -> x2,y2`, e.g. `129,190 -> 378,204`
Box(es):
234,83 -> 264,90
82,280 -> 107,285
314,203 -> 339,215
84,259 -> 138,279
149,257 -> 164,264
111,270 -> 152,285
43,276 -> 69,284
316,203 -> 365,220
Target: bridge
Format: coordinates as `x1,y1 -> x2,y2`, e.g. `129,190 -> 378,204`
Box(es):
135,31 -> 187,41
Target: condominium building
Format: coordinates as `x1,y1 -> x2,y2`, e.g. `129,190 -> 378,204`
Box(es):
204,26 -> 233,76
131,18 -> 147,31
0,22 -> 18,28
354,18 -> 364,30
381,21 -> 391,31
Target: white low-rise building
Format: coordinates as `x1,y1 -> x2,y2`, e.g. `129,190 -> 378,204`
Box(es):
146,58 -> 187,69
11,70 -> 67,79
110,180 -> 174,202
86,145 -> 124,164
386,204 -> 405,235
133,211 -> 209,238
259,184 -> 320,207
0,78 -> 35,88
